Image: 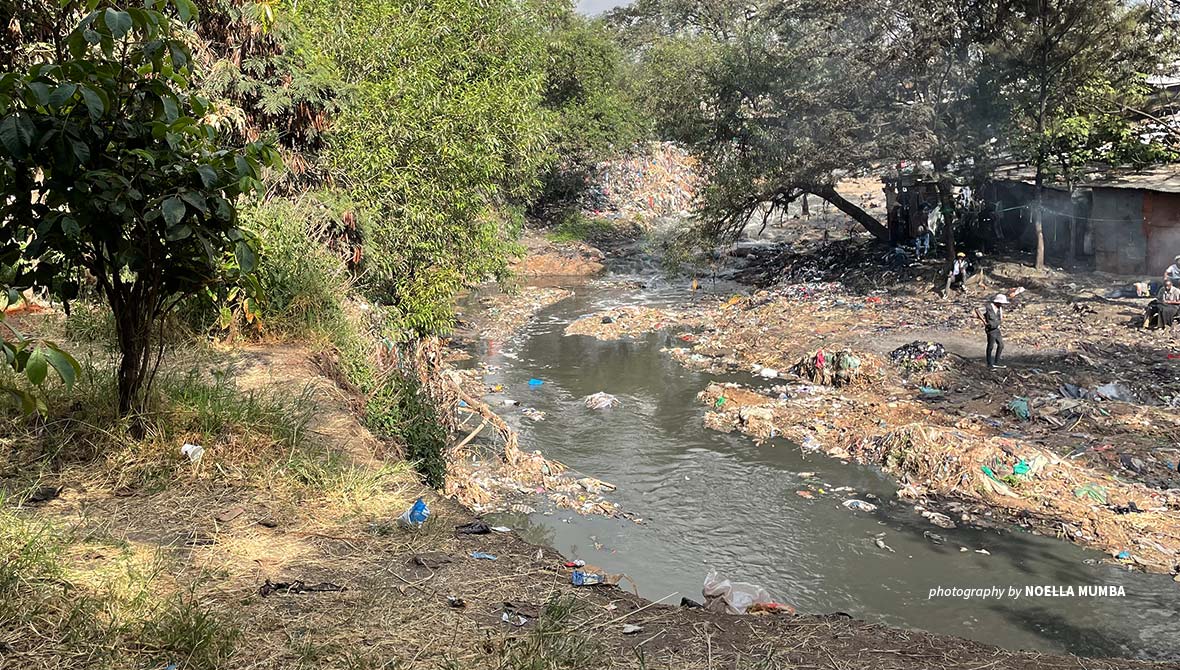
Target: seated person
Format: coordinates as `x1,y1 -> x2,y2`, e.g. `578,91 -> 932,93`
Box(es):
1146,279 -> 1180,330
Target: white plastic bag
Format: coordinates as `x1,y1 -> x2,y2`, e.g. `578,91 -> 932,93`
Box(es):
702,570 -> 774,614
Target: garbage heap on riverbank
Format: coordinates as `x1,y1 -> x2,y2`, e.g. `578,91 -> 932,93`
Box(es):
581,142 -> 701,220
439,369 -> 634,521
698,379 -> 1180,573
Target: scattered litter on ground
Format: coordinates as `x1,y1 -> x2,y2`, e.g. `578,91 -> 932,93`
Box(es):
398,498 -> 430,530
180,443 -> 204,464
622,624 -> 643,635
446,596 -> 466,608
470,551 -> 498,561
455,521 -> 491,535
702,570 -> 777,615
581,142 -> 701,220
890,341 -> 949,372
259,580 -> 347,597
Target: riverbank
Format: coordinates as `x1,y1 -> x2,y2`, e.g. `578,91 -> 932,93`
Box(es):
559,235 -> 1180,578
3,332 -> 1172,669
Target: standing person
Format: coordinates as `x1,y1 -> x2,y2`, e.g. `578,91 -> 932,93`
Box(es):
943,252 -> 969,296
914,224 -> 933,259
975,293 -> 1009,369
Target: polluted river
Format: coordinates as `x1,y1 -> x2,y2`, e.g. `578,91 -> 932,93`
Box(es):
460,277 -> 1180,662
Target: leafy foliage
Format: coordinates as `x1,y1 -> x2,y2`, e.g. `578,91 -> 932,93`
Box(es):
0,1 -> 279,414
296,0 -> 552,335
532,1 -> 649,212
618,0 -> 1176,252
0,291 -> 80,414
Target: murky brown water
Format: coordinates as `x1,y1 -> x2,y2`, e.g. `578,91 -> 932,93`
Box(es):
469,281 -> 1180,661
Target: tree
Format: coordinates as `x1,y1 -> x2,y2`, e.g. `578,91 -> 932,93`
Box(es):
294,0 -> 553,334
622,0 -> 927,242
531,1 -> 648,213
988,0 -> 1152,268
0,1 -> 278,415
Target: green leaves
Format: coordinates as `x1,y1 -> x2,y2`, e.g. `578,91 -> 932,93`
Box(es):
24,347 -> 48,385
234,240 -> 257,273
79,85 -> 106,120
0,1 -> 274,415
0,113 -> 35,158
0,323 -> 81,415
174,0 -> 198,23
104,8 -> 133,38
162,196 -> 186,226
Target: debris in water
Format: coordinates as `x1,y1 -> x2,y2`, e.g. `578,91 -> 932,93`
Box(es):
843,499 -> 877,513
584,392 -> 621,410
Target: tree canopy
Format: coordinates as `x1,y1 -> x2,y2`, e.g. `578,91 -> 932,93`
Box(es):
614,0 -> 1177,255
0,1 -> 278,414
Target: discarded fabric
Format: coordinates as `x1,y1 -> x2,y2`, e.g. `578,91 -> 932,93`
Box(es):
455,521 -> 491,535
1007,397 -> 1030,421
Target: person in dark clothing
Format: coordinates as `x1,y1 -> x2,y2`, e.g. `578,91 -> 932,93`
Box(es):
1146,279 -> 1180,330
975,293 -> 1009,369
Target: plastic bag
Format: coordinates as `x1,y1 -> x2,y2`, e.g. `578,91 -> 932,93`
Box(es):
398,498 -> 430,529
702,570 -> 774,614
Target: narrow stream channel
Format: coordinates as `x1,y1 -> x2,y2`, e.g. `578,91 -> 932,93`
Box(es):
468,280 -> 1180,661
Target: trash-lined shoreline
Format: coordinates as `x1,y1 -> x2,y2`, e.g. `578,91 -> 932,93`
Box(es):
549,243 -> 1180,578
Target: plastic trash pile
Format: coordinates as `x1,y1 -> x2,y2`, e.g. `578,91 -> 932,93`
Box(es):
889,341 -> 948,372
701,570 -> 793,615
581,142 -> 700,220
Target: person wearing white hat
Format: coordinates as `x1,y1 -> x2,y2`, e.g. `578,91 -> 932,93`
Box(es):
1163,255 -> 1180,285
975,293 -> 1009,369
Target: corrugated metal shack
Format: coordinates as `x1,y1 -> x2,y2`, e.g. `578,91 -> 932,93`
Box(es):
985,165 -> 1180,275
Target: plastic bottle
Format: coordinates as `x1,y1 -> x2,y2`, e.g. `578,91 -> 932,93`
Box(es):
571,570 -> 606,586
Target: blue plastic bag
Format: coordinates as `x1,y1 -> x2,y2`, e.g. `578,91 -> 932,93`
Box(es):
528,378 -> 544,387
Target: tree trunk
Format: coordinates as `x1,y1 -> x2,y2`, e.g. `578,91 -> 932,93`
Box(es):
933,163 -> 956,261
113,301 -> 153,416
812,185 -> 888,240
1034,166 -> 1045,270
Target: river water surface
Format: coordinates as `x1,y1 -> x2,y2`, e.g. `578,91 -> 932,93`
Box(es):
467,280 -> 1180,661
